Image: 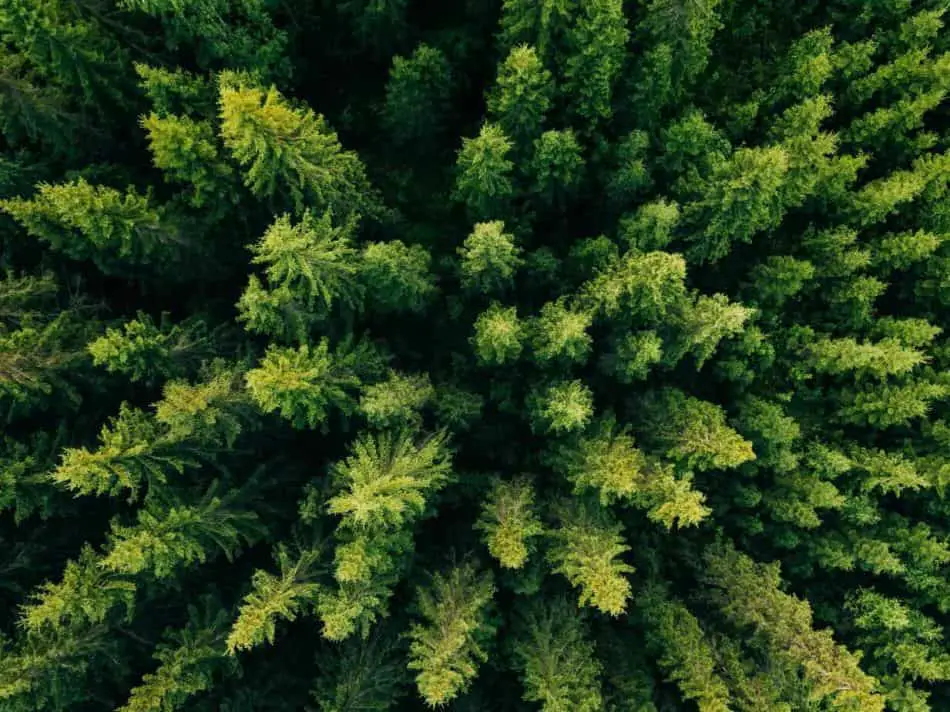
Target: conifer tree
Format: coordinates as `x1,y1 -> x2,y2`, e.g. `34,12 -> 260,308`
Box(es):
1,179 -> 184,275
406,563 -> 496,706
245,338 -> 383,429
704,541 -> 885,712
637,584 -> 731,712
453,123 -> 515,220
472,303 -> 524,366
227,543 -> 324,654
382,44 -> 453,147
119,597 -> 237,712
510,597 -> 604,712
457,221 -> 523,294
218,76 -> 380,218
546,499 -> 633,615
475,476 -> 544,569
487,45 -> 553,148
563,0 -> 628,126
87,313 -> 217,384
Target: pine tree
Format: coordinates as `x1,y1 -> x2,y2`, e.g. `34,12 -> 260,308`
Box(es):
457,221 -> 523,294
471,303 -> 524,366
453,123 -> 515,220
487,45 -> 553,148
245,338 -> 384,429
475,476 -> 544,569
638,389 -> 756,471
310,630 -> 408,712
119,597 -> 237,712
382,44 -> 453,147
141,112 -> 235,210
0,179 -> 184,275
326,430 -> 452,531
637,583 -> 731,712
529,299 -> 592,364
218,75 -> 380,218
406,563 -> 496,706
528,379 -> 594,434
227,543 -> 324,654
100,484 -> 263,580
87,313 -> 217,384
546,499 -> 633,615
704,541 -> 885,712
359,371 -> 434,429
563,0 -> 628,126
510,597 -> 604,712
359,240 -> 436,314
242,211 -> 363,326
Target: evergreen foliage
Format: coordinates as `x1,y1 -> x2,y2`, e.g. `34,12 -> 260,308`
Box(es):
2,2 -> 950,710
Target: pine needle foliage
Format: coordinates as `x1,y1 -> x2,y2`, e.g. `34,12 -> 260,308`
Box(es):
406,563 -> 496,706
3,2 -> 950,710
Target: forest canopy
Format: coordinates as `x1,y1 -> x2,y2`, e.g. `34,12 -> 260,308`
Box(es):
1,0 -> 950,710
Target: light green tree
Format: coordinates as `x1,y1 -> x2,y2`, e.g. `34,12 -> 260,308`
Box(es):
547,500 -> 633,615
457,221 -> 523,293
218,75 -> 380,218
475,476 -> 544,569
406,563 -> 496,706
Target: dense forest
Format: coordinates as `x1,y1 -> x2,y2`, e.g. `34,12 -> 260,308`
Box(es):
0,0 -> 949,710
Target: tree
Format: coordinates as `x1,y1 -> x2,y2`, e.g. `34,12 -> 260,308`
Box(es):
227,543 -> 323,654
141,112 -> 235,210
1,179 -> 183,275
546,499 -> 633,615
554,418 -> 710,527
471,303 -> 524,366
382,43 -> 453,147
510,597 -> 604,712
685,146 -> 790,263
638,389 -> 756,471
704,541 -> 885,712
218,76 -> 380,218
487,45 -> 553,148
498,0 -> 575,61
121,0 -> 288,76
607,130 -> 652,205
603,330 -> 663,382
529,129 -> 585,206
578,250 -> 688,321
633,0 -> 723,125
528,379 -> 594,434
245,339 -> 384,429
637,584 -> 731,712
618,199 -> 680,252
101,484 -> 263,580
239,211 -> 363,332
668,293 -> 755,368
453,123 -> 515,220
326,430 -> 452,531
359,241 -> 436,314
319,430 -> 453,641
88,313 -> 216,384
457,221 -> 523,294
563,0 -> 628,125
475,476 -> 544,569
359,371 -> 434,428
529,299 -> 592,364
309,630 -> 408,712
120,597 -> 237,712
406,563 -> 496,706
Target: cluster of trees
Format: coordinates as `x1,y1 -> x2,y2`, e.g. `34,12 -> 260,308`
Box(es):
1,0 -> 949,710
